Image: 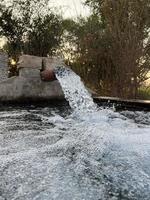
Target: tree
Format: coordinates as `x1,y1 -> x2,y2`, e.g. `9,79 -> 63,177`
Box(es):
99,0 -> 150,98
72,0 -> 150,98
24,14 -> 63,57
0,3 -> 25,59
0,0 -> 63,58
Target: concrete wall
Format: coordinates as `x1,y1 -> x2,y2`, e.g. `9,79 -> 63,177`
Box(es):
18,55 -> 64,70
0,55 -> 64,102
0,76 -> 64,102
0,52 -> 8,81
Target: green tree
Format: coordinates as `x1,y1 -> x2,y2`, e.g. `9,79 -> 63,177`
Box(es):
0,0 -> 63,58
0,3 -> 25,59
24,14 -> 63,57
69,0 -> 150,98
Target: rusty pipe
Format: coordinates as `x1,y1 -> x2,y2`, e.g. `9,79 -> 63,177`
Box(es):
40,69 -> 57,82
40,58 -> 57,82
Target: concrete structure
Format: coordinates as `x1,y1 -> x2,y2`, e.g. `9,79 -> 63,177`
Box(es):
0,51 -> 8,81
0,55 -> 64,102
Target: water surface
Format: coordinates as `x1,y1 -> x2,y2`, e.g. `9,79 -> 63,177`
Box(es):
0,104 -> 150,200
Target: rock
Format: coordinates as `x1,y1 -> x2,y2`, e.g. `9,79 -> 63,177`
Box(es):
18,55 -> 42,70
18,55 -> 64,70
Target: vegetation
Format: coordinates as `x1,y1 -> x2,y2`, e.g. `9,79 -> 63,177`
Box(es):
138,86 -> 150,100
23,14 -> 63,57
0,0 -> 63,59
64,0 -> 150,98
0,0 -> 150,99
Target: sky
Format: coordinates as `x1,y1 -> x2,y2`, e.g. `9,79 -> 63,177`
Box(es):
49,0 -> 90,18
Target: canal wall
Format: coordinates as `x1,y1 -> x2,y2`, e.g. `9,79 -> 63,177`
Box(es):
0,55 -> 64,102
0,52 -> 8,81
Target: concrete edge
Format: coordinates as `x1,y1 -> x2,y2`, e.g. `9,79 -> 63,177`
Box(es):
94,96 -> 150,111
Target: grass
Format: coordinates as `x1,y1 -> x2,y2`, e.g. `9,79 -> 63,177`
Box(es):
138,87 -> 150,100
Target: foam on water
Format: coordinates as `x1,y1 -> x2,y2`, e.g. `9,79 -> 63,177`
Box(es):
0,107 -> 150,200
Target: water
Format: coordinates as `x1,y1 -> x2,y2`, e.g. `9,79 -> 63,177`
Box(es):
55,66 -> 97,113
0,68 -> 150,200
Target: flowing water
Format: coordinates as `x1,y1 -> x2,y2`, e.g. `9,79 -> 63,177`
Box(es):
0,67 -> 150,200
55,66 -> 97,113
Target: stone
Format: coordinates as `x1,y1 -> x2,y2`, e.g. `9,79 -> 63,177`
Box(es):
18,55 -> 42,69
0,76 -> 64,101
0,55 -> 64,102
43,57 -> 64,70
19,68 -> 41,78
18,55 -> 64,70
0,52 -> 8,81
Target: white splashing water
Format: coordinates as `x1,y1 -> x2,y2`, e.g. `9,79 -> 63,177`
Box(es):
1,66 -> 150,200
55,66 -> 97,113
1,107 -> 150,200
